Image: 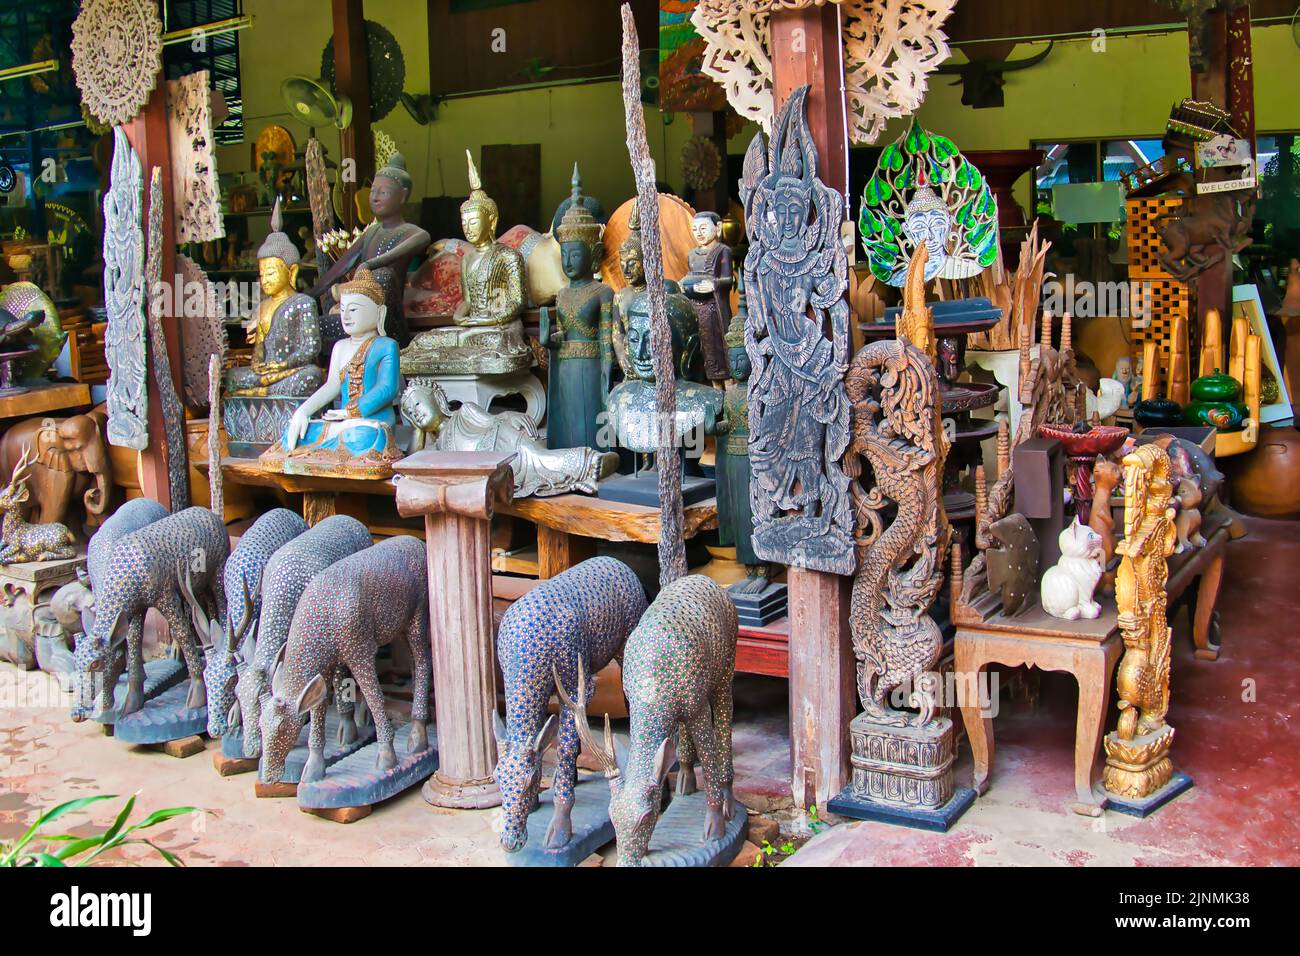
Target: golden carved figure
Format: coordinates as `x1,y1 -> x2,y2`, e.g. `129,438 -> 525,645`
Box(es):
1103,442 -> 1180,800
400,150 -> 530,376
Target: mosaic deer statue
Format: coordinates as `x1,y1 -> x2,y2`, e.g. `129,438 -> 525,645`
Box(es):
179,508 -> 308,738
259,535 -> 431,785
235,514 -> 373,760
492,556 -> 647,854
0,445 -> 77,565
560,574 -> 739,867
70,505 -> 229,721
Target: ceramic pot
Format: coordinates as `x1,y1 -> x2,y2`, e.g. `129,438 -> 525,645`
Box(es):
1184,399 -> 1248,431
1223,425 -> 1300,519
1134,398 -> 1184,428
1190,368 -> 1242,403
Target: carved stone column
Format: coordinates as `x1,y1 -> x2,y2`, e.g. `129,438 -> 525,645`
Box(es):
394,450 -> 515,809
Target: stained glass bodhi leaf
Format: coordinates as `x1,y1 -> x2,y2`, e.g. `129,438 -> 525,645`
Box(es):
859,119 -> 1000,287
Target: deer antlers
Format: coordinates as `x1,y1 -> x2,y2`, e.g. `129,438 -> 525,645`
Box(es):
552,655 -> 620,779
2,443 -> 36,502
177,558 -> 259,653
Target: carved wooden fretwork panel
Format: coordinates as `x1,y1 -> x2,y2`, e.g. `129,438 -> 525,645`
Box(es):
166,71 -> 226,245
71,0 -> 163,128
103,128 -> 148,451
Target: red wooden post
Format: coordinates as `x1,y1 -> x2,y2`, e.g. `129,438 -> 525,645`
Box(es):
123,81 -> 185,511
394,451 -> 516,810
769,5 -> 856,811
332,0 -> 374,232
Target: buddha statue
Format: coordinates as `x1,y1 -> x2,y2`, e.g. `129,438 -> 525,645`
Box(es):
680,210 -> 734,385
400,150 -> 531,377
320,154 -> 430,349
602,286 -> 723,506
260,268 -> 402,478
540,165 -> 614,452
224,199 -> 323,398
608,203 -> 688,389
896,185 -> 952,284
401,380 -> 618,499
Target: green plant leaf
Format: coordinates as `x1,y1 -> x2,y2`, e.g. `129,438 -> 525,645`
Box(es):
101,794 -> 137,844
127,807 -> 198,831
0,795 -> 116,865
51,836 -> 106,861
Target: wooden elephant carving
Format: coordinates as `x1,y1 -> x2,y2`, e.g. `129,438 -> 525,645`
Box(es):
0,410 -> 113,531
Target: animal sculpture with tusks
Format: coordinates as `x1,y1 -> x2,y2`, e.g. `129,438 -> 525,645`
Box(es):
70,506 -> 229,721
258,535 -> 431,785
492,557 -> 647,854
236,514 -> 373,759
69,497 -> 169,716
180,508 -> 309,737
560,574 -> 739,867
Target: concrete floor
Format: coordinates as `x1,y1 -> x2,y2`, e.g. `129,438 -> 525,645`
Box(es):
0,515 -> 1295,866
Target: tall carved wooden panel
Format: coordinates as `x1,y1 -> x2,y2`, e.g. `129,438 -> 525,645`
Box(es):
740,84 -> 854,576
165,71 -> 226,245
103,127 -> 149,451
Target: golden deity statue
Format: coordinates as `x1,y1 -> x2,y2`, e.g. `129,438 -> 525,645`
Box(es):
400,150 -> 530,376
224,198 -> 323,398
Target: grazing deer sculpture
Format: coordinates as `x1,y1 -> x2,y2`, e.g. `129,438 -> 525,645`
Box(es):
0,444 -> 77,565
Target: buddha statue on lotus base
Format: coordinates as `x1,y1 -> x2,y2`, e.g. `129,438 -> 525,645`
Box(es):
401,380 -> 618,499
401,150 -> 532,377
260,268 -> 402,480
599,286 -> 722,507
223,199 -> 324,454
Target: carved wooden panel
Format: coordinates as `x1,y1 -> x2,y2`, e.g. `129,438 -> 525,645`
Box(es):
146,167 -> 190,511
177,254 -> 227,410
166,71 -> 226,245
740,85 -> 854,576
70,0 -> 162,128
103,127 -> 148,451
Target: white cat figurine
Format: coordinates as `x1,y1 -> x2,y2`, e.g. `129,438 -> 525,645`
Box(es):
1040,519 -> 1105,621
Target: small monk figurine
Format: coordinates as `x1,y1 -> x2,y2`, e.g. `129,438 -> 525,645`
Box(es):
680,210 -> 733,385
225,198 -> 323,398
321,153 -> 430,348
715,274 -> 772,595
262,268 -> 401,477
400,150 -> 530,376
540,165 -> 613,452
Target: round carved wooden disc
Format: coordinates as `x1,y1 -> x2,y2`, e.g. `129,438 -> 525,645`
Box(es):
70,0 -> 163,128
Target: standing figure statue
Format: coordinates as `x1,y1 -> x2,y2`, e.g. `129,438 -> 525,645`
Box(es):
608,201 -> 686,394
741,85 -> 854,576
540,165 -> 614,451
680,211 -> 734,385
318,153 -> 430,349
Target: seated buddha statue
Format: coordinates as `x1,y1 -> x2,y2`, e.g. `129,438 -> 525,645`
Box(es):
261,268 -> 402,477
320,154 -> 430,349
224,199 -> 323,398
401,380 -> 618,499
400,150 -> 531,376
605,289 -> 722,461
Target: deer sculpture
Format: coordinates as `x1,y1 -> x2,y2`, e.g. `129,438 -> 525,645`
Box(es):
0,445 -> 77,565
492,556 -> 647,854
259,535 -> 431,785
557,574 -> 739,867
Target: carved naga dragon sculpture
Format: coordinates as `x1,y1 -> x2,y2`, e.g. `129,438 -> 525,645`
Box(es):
843,245 -> 951,727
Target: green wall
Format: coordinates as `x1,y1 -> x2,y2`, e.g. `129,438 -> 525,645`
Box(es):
222,3 -> 1300,235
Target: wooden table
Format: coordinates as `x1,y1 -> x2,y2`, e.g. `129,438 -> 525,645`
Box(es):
499,493 -> 718,578
955,601 -> 1122,816
218,456 -> 395,524
1166,509 -> 1232,661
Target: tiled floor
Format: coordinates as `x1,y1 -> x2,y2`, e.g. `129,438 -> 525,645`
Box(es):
1,516 -> 1295,866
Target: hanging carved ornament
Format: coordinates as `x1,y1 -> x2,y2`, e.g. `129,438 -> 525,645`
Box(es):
166,72 -> 226,245
859,119 -> 999,286
692,0 -> 954,145
843,245 -> 950,725
103,128 -> 148,451
177,254 -> 228,409
741,85 -> 855,576
681,135 -> 723,191
70,0 -> 163,129
374,129 -> 398,174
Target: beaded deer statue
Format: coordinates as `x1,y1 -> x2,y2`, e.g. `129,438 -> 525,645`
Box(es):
0,445 -> 77,565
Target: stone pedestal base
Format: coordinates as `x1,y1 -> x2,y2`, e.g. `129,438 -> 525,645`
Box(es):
1103,724 -> 1176,801
409,372 -> 545,427
598,471 -> 715,507
826,713 -> 972,832
1104,770 -> 1194,818
0,556 -> 85,670
729,581 -> 788,627
222,396 -> 301,457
